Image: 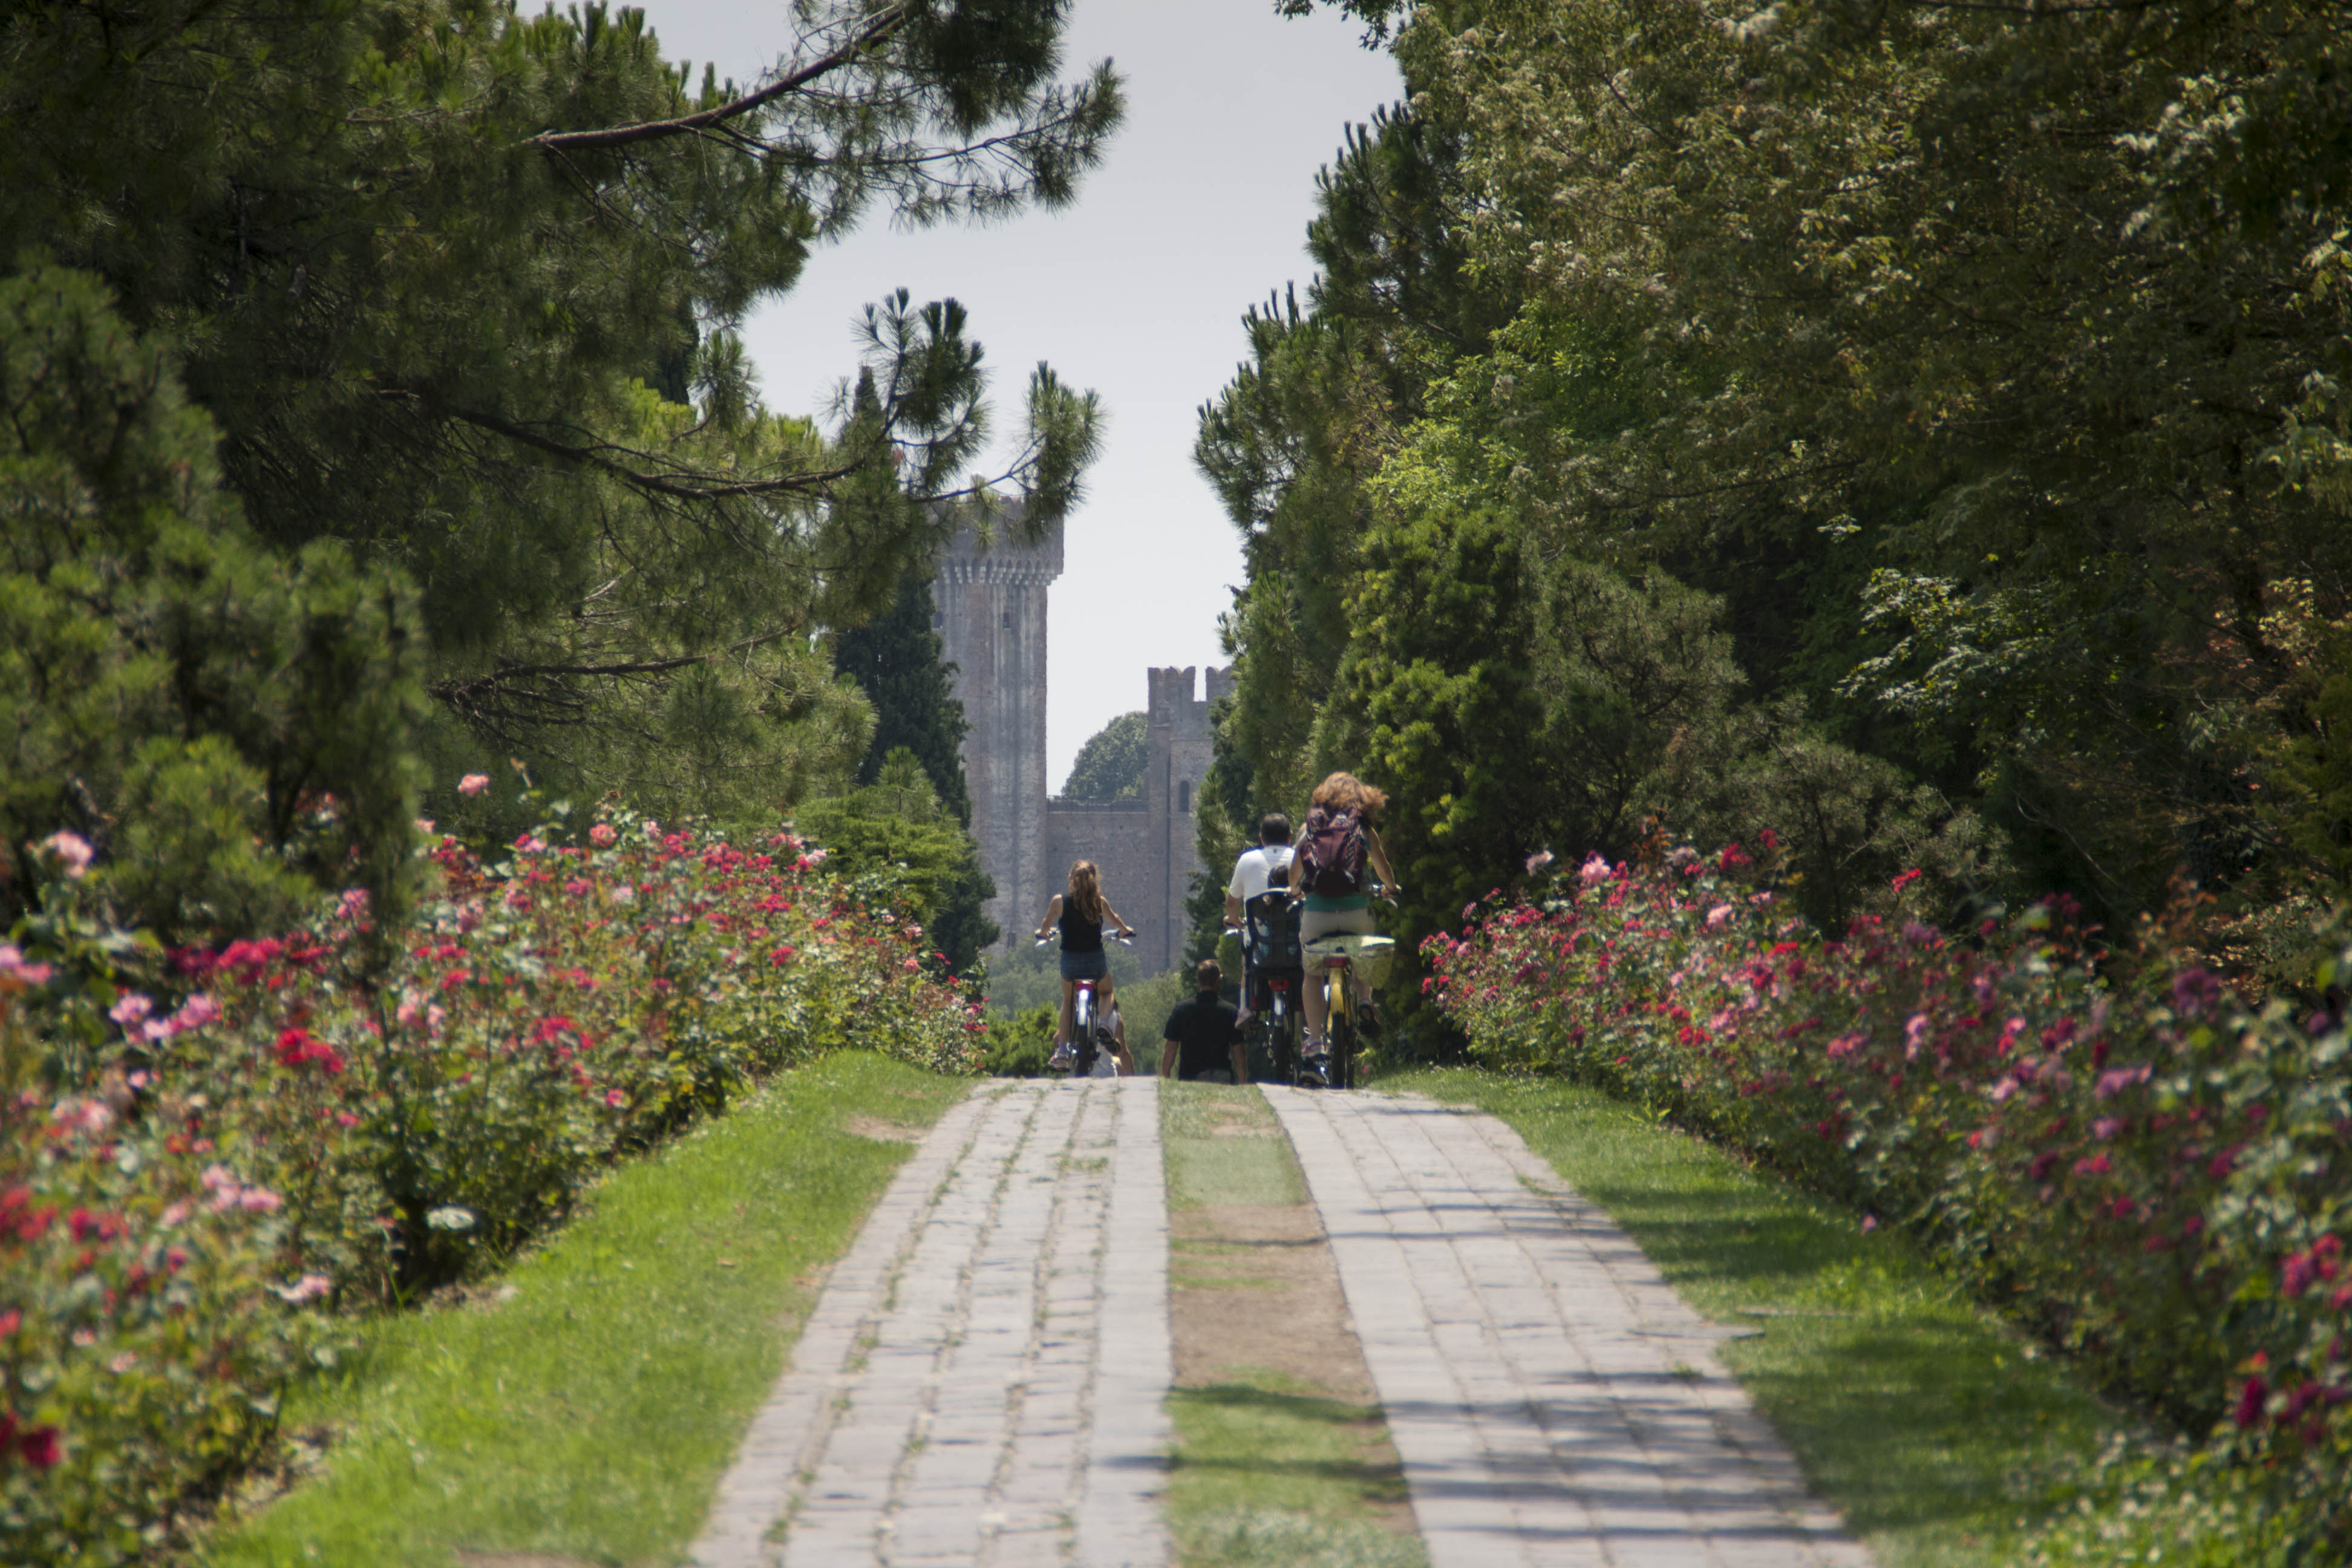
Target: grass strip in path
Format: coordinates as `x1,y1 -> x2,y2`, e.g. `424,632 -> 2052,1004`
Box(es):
1387,1067 -> 2140,1568
1160,1082 -> 1426,1568
204,1052 -> 967,1568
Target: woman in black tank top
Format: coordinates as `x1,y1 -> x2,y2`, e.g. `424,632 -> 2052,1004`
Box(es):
1033,859 -> 1135,1059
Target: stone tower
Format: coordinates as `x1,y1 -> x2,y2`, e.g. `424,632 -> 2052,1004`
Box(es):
930,509 -> 1224,977
931,511 -> 1061,946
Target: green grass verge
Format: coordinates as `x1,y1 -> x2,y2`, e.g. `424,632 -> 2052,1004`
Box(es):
1161,1083 -> 1425,1568
1386,1067 -> 2135,1568
204,1052 -> 967,1568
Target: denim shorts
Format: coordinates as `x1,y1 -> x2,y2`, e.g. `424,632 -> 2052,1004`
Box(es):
1059,948 -> 1108,982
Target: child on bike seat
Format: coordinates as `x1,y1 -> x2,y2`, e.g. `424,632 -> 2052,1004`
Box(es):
1225,812 -> 1296,1026
1086,999 -> 1134,1077
1034,858 -> 1136,1072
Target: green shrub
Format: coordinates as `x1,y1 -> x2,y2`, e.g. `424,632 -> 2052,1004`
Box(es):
982,1007 -> 1056,1076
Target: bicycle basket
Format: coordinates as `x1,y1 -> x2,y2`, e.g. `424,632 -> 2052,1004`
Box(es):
1301,932 -> 1395,988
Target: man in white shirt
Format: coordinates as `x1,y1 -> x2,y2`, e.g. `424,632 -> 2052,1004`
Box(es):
1226,812 -> 1295,921
1226,814 -> 1295,1025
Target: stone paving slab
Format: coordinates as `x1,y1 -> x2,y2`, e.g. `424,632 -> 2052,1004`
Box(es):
1263,1086 -> 1875,1568
690,1079 -> 1171,1568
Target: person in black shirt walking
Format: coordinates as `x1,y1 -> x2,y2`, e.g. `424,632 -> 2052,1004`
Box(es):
1159,960 -> 1247,1085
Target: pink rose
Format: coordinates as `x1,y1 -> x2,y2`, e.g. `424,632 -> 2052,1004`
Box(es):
38,831 -> 93,879
457,773 -> 491,797
589,823 -> 617,847
108,993 -> 153,1028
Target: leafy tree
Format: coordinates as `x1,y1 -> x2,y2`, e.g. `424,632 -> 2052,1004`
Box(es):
794,748 -> 997,972
1062,711 -> 1146,802
1378,0 -> 2352,916
0,269 -> 422,938
1,0 -> 1120,860
835,563 -> 973,826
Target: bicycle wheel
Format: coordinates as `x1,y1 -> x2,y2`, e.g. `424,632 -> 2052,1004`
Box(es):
1071,987 -> 1093,1076
1327,967 -> 1356,1090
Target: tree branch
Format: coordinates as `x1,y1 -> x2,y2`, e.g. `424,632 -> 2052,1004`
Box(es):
422,396 -> 869,500
524,4 -> 912,154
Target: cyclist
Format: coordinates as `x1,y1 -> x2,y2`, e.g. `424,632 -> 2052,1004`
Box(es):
1158,959 -> 1247,1085
1293,772 -> 1399,1076
1224,812 -> 1295,1027
1034,858 -> 1136,1071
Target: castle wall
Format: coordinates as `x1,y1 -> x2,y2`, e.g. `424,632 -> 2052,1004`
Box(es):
1036,665 -> 1226,975
1039,799 -> 1157,962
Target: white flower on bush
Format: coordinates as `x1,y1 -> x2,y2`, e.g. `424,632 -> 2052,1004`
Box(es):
609,884 -> 636,906
271,1275 -> 333,1304
425,1206 -> 477,1232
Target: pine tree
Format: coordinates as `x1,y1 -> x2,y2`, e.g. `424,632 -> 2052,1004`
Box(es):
2,0 -> 1119,835
835,566 -> 973,828
0,268 -> 423,938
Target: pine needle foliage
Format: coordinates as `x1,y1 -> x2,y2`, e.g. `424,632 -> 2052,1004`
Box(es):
0,0 -> 1122,927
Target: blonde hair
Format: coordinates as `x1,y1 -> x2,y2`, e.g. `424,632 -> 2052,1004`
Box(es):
1310,771 -> 1387,821
1067,860 -> 1106,924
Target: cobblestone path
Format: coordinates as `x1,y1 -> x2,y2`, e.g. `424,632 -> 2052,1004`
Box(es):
690,1079 -> 1171,1568
1264,1086 -> 1875,1568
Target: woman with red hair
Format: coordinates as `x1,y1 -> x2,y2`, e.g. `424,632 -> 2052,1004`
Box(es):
1293,771 -> 1397,1073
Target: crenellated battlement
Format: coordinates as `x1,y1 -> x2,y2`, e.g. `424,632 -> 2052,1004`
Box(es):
1145,665 -> 1230,729
936,503 -> 1062,587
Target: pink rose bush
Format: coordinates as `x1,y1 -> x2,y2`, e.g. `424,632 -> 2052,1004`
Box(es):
1426,843 -> 2352,1550
0,806 -> 979,1564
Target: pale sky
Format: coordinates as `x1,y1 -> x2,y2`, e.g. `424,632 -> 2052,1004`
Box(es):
638,0 -> 1402,789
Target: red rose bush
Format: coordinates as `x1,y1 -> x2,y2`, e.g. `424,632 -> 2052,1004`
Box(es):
0,806 -> 980,1563
1426,841 -> 2351,1548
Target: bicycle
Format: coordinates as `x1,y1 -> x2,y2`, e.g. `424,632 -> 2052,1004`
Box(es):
1299,888 -> 1396,1091
1232,888 -> 1307,1087
1034,929 -> 1135,1077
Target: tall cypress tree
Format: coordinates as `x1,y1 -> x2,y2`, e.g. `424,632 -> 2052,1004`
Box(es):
835,566 -> 973,828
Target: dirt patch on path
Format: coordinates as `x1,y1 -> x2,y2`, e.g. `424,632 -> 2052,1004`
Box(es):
1171,1203 -> 1374,1403
1162,1085 -> 1417,1548
842,1114 -> 923,1143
